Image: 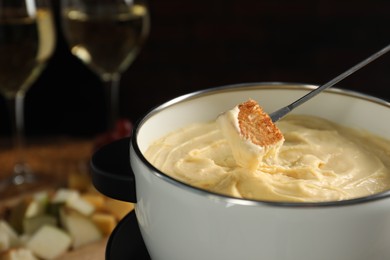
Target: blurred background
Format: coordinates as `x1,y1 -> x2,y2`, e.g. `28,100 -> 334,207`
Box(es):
1,0 -> 390,138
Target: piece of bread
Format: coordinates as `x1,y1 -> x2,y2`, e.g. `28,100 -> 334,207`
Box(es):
237,99 -> 284,147
217,99 -> 284,170
0,248 -> 38,260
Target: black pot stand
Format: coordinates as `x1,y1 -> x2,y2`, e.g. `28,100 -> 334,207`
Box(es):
106,210 -> 151,260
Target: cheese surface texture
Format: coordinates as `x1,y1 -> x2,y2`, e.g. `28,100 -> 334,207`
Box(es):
144,115 -> 390,202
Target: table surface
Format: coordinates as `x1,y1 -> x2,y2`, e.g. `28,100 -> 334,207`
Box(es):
0,137 -> 107,260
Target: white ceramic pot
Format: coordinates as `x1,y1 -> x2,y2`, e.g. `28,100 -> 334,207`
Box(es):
92,82 -> 390,260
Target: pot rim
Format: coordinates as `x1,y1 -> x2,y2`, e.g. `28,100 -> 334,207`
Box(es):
132,81 -> 390,208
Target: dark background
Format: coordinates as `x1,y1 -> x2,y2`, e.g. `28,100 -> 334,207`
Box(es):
1,0 -> 390,139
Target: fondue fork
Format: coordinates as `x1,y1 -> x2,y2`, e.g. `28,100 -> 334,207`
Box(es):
270,43 -> 390,122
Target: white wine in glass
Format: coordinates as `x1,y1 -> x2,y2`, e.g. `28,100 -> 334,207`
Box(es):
61,0 -> 150,132
0,0 -> 56,197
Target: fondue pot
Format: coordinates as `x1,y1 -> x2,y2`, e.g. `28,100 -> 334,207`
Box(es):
91,82 -> 390,260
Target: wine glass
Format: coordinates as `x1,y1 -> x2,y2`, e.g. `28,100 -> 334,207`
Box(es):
0,0 -> 56,196
60,0 -> 150,134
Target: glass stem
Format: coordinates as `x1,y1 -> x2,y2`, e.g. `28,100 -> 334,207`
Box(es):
6,92 -> 32,184
103,73 -> 121,131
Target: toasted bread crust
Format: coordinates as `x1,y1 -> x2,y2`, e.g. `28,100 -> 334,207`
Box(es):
238,99 -> 284,146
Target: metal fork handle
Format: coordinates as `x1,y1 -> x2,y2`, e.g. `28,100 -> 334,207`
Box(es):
270,43 -> 390,122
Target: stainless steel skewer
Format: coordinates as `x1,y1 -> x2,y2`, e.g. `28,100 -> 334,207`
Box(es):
270,44 -> 390,122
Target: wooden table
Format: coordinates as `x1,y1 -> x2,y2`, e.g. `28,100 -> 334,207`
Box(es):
0,137 -> 95,192
0,137 -> 107,260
